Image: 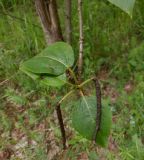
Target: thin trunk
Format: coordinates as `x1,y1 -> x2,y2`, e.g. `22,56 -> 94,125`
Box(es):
35,0 -> 63,44
65,0 -> 72,44
78,0 -> 83,82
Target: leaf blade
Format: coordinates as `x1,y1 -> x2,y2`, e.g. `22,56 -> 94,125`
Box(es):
20,42 -> 75,76
40,42 -> 74,67
107,0 -> 135,17
40,74 -> 67,87
20,56 -> 66,75
72,96 -> 112,147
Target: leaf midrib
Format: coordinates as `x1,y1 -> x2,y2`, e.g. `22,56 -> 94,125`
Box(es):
81,95 -> 95,123
21,55 -> 68,75
39,55 -> 68,68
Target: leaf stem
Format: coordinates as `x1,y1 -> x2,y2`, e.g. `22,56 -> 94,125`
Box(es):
64,80 -> 75,87
68,68 -> 79,84
58,89 -> 75,105
78,77 -> 95,88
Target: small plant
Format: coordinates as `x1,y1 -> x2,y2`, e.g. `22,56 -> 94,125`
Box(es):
19,0 -> 136,149
20,42 -> 112,148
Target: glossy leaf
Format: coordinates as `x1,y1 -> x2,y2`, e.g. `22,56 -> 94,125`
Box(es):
20,42 -> 74,76
107,0 -> 135,17
72,96 -> 112,147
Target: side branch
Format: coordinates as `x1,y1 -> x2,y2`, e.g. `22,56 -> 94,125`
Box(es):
78,0 -> 83,82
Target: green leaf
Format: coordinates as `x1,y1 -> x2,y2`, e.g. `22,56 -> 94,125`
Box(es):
20,56 -> 66,75
40,74 -> 66,87
72,96 -> 112,147
107,0 -> 135,17
20,42 -> 74,76
20,65 -> 39,80
21,65 -> 67,87
40,42 -> 74,67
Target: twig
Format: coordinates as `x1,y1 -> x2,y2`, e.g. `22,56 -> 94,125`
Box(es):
58,89 -> 75,105
78,77 -> 95,88
56,104 -> 66,149
78,0 -> 83,82
65,0 -> 72,44
93,78 -> 102,141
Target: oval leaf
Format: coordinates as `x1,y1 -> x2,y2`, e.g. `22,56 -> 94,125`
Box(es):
20,56 -> 66,75
40,42 -> 74,67
72,96 -> 112,147
107,0 -> 135,17
20,42 -> 74,76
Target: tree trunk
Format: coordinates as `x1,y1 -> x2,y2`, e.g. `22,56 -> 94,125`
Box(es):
35,0 -> 63,44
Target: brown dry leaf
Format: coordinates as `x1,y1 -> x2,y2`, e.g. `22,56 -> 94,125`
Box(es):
108,136 -> 118,153
124,81 -> 134,93
96,147 -> 107,160
47,130 -> 60,160
0,148 -> 13,160
97,67 -> 109,80
77,152 -> 89,160
103,85 -> 119,103
11,128 -> 25,141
